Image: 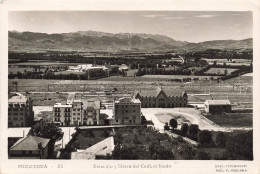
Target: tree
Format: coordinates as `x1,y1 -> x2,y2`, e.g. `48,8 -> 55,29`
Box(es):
226,130 -> 253,160
215,132 -> 227,148
188,124 -> 199,141
164,122 -> 169,131
27,120 -> 63,158
112,144 -> 138,159
198,130 -> 212,145
196,151 -> 211,160
181,123 -> 189,135
224,69 -> 228,75
169,119 -> 178,131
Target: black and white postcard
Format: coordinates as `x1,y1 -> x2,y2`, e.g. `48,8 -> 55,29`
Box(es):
0,0 -> 260,174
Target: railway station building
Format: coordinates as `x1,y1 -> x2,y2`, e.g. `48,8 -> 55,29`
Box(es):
134,87 -> 188,108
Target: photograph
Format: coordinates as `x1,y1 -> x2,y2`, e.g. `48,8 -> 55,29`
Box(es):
1,1 -> 259,173
7,11 -> 253,160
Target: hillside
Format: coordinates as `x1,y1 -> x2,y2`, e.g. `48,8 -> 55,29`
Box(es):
8,31 -> 252,52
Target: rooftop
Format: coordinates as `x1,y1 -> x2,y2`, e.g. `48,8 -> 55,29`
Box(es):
205,100 -> 231,105
71,136 -> 114,160
115,97 -> 141,104
10,135 -> 50,151
53,103 -> 72,108
134,87 -> 186,98
8,93 -> 28,103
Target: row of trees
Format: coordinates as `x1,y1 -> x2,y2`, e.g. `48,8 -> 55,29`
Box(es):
9,69 -> 108,80
184,49 -> 253,60
135,67 -> 192,76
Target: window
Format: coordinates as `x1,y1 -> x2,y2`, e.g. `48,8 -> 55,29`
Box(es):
116,120 -> 118,122
73,109 -> 76,111
29,151 -> 32,155
77,109 -> 80,111
22,151 -> 26,155
77,113 -> 80,115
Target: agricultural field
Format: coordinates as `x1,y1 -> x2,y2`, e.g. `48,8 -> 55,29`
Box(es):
54,71 -> 85,75
202,58 -> 252,66
8,74 -> 253,109
204,113 -> 253,127
9,61 -> 79,66
205,68 -> 238,75
8,67 -> 45,74
141,74 -> 221,80
126,69 -> 138,77
29,93 -> 68,106
187,66 -> 204,71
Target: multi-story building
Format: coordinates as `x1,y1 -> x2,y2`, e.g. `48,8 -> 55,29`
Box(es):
82,100 -> 101,126
8,93 -> 34,127
71,99 -> 83,126
53,102 -> 72,126
53,99 -> 101,126
134,87 -> 188,108
112,97 -> 141,125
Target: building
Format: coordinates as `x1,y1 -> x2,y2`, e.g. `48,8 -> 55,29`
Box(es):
119,64 -> 129,72
8,93 -> 34,127
53,99 -> 101,126
53,102 -> 72,126
204,100 -> 232,114
112,97 -> 141,125
71,99 -> 83,126
9,135 -> 50,159
134,87 -> 188,108
82,100 -> 101,126
71,136 -> 114,160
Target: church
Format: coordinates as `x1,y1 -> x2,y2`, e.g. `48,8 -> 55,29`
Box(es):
134,87 -> 188,108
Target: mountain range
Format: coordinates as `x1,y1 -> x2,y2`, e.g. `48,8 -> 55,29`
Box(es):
8,30 -> 252,52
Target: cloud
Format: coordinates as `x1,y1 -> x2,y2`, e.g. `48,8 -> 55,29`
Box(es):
163,17 -> 185,20
142,14 -> 167,18
195,15 -> 217,18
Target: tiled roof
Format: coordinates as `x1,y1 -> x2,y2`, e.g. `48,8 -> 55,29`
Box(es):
10,135 -> 50,151
205,100 -> 231,105
71,137 -> 114,160
135,87 -> 186,98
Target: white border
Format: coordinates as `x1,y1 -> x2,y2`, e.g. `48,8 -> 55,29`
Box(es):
1,0 -> 260,174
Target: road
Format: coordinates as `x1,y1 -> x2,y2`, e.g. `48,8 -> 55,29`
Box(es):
141,108 -> 248,132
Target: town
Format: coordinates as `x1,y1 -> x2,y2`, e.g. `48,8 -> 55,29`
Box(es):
7,11 -> 253,161
8,53 -> 253,160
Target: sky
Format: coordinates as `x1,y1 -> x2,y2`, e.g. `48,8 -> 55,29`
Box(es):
9,11 -> 252,42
